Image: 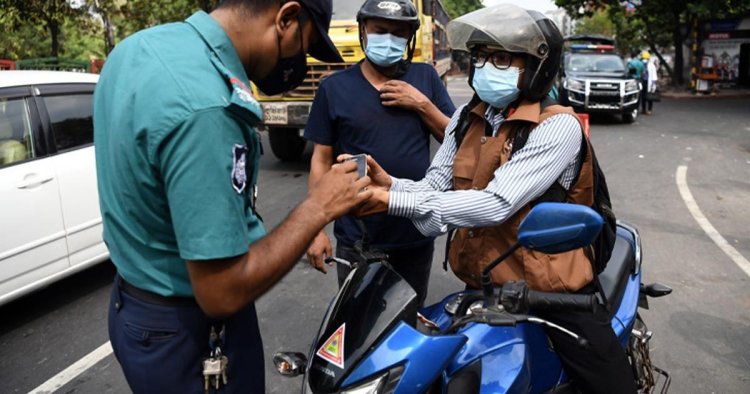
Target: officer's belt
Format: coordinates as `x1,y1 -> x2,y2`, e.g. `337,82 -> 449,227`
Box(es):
118,276 -> 198,307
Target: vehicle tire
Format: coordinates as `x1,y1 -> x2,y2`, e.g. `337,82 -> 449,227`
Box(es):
622,108 -> 638,123
268,127 -> 306,161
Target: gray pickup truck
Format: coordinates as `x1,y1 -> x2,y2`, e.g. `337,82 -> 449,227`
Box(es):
558,35 -> 641,123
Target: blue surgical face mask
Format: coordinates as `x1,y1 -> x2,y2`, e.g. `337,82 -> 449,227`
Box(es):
365,32 -> 408,67
471,66 -> 523,109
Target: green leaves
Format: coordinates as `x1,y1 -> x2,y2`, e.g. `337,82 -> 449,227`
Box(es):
440,0 -> 484,19
0,0 -> 220,60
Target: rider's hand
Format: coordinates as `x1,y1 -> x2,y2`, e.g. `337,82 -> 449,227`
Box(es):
354,187 -> 389,217
336,154 -> 392,191
306,231 -> 333,274
379,80 -> 428,112
308,160 -> 372,222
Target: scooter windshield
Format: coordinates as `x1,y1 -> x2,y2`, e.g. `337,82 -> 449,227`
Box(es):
307,262 -> 418,392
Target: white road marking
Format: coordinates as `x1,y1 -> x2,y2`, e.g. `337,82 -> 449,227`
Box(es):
28,341 -> 113,394
676,165 -> 750,278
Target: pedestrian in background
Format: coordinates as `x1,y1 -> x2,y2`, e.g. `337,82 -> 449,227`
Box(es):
93,1 -> 371,392
646,55 -> 659,114
304,0 -> 455,307
640,51 -> 657,115
627,50 -> 645,111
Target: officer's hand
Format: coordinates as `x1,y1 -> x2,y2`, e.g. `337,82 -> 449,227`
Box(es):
309,160 -> 372,222
354,188 -> 389,217
379,80 -> 428,112
307,231 -> 333,274
336,154 -> 391,191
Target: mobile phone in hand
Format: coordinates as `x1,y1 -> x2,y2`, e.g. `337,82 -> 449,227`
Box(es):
346,154 -> 368,179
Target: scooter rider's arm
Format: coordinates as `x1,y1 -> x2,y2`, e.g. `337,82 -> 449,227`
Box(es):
187,161 -> 371,319
385,105 -> 466,194
389,114 -> 582,237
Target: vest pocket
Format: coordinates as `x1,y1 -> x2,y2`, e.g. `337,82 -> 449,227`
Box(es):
523,249 -> 593,292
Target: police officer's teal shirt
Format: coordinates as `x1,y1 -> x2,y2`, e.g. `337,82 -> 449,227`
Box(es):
94,11 -> 266,297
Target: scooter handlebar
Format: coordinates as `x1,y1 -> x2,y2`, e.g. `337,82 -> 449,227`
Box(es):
526,290 -> 598,314
500,281 -> 598,314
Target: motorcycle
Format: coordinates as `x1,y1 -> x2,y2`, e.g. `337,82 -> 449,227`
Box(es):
274,203 -> 672,393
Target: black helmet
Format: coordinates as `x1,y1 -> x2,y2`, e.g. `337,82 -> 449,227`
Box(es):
356,0 -> 420,29
448,4 -> 563,102
356,0 -> 420,78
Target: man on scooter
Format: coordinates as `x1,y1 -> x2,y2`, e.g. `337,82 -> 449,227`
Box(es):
350,5 -> 637,393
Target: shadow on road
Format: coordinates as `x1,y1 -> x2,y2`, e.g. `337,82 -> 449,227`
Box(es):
669,310 -> 750,371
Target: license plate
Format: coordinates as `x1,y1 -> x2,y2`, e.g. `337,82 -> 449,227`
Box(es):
262,103 -> 288,125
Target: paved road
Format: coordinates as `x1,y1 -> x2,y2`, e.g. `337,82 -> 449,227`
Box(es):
1,77 -> 748,393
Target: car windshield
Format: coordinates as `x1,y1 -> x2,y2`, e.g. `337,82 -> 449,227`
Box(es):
331,0 -> 363,20
566,54 -> 625,73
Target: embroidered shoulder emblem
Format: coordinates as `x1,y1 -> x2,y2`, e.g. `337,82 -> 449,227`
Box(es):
232,144 -> 248,194
316,323 -> 346,369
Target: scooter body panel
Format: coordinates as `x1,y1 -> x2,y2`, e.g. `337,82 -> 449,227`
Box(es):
342,322 -> 467,393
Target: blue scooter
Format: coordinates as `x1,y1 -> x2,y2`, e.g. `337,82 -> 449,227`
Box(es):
274,203 -> 672,393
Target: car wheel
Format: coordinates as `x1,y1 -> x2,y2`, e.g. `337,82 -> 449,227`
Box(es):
268,127 -> 307,161
622,108 -> 638,123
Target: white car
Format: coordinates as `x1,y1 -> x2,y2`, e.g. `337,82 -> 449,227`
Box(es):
0,70 -> 108,306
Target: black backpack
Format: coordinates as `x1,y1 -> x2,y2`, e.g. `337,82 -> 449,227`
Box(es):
449,97 -> 617,276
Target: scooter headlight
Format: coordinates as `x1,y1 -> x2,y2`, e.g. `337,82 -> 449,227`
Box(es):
338,364 -> 404,394
340,372 -> 388,394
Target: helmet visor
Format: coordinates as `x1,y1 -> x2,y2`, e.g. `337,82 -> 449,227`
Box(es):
447,4 -> 547,57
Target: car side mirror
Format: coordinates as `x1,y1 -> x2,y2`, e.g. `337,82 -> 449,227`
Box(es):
517,203 -> 603,254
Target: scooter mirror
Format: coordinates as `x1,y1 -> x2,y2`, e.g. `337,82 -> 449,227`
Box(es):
273,352 -> 308,377
517,202 -> 603,254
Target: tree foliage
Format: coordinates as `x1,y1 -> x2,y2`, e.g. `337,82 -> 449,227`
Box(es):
0,0 -> 86,57
573,8 -> 614,37
554,0 -> 750,86
0,0 -> 221,60
440,0 -> 483,19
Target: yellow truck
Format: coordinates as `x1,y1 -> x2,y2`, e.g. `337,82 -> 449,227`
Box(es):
253,0 -> 452,161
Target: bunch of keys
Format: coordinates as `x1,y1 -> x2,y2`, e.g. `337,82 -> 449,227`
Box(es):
203,326 -> 229,392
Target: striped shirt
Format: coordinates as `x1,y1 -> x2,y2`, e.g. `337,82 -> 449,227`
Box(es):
388,104 -> 583,237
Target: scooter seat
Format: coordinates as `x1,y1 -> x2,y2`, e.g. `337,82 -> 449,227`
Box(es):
597,232 -> 635,315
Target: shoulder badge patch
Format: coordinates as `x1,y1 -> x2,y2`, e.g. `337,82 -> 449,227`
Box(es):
232,144 -> 248,194
316,323 -> 346,369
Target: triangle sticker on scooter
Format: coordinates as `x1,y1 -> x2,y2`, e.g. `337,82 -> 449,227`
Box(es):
316,323 -> 346,369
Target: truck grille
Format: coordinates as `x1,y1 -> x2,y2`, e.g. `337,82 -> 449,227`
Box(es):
257,63 -> 352,98
587,81 -> 624,108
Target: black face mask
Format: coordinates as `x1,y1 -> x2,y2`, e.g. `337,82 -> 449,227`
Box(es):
254,21 -> 308,96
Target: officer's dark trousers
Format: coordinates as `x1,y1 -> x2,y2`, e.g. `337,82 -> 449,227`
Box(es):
336,242 -> 434,307
109,276 -> 265,393
536,284 -> 638,394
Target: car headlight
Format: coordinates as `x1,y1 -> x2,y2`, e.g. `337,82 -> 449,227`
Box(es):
340,372 -> 388,394
565,79 -> 584,91
625,80 -> 640,92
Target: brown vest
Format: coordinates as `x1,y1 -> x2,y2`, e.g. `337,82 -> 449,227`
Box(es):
448,100 -> 595,292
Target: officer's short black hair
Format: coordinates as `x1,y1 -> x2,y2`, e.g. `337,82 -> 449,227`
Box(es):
218,0 -> 309,25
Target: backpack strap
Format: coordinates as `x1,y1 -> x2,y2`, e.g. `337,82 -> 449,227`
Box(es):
453,95 -> 485,149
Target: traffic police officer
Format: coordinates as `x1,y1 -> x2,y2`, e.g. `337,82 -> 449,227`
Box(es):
93,1 -> 371,392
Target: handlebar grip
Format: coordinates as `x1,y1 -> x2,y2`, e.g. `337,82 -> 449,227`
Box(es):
526,290 -> 598,313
